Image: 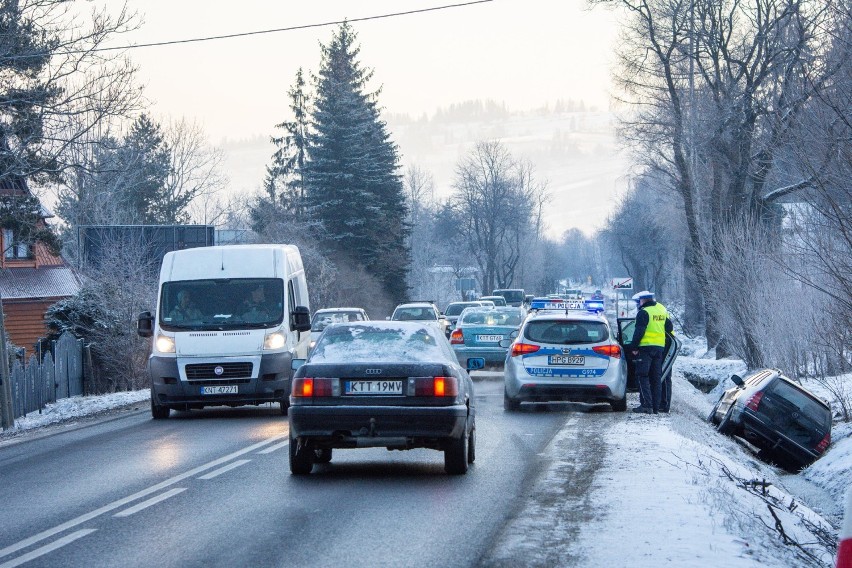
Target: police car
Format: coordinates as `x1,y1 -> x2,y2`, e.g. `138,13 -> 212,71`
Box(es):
502,298 -> 627,411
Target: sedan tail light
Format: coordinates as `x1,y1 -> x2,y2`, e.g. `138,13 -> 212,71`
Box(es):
745,391 -> 764,411
511,343 -> 540,357
292,378 -> 338,397
592,345 -> 622,358
816,432 -> 830,454
408,376 -> 459,397
450,329 -> 464,344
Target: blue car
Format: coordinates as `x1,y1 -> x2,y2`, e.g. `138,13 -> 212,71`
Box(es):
450,307 -> 524,368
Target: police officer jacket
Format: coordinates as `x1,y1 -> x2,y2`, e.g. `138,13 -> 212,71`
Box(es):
629,300 -> 673,349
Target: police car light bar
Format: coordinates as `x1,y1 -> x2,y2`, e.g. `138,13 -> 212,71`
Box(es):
530,298 -> 585,311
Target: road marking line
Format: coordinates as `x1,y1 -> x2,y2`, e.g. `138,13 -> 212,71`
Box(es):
257,441 -> 289,454
0,433 -> 285,560
197,459 -> 251,480
113,488 -> 187,518
0,529 -> 97,568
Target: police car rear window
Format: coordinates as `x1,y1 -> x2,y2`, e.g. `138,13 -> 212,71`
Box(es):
525,320 -> 609,345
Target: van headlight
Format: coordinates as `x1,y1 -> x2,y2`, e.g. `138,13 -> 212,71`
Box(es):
155,334 -> 175,354
264,332 -> 286,350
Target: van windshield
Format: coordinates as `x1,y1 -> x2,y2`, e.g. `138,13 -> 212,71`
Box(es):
160,278 -> 284,330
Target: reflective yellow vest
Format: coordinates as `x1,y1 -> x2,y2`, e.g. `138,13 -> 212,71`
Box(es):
639,302 -> 668,347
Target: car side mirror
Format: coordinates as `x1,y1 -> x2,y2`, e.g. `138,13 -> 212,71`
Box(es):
137,311 -> 154,338
290,306 -> 311,332
466,357 -> 485,371
730,374 -> 744,387
291,358 -> 306,371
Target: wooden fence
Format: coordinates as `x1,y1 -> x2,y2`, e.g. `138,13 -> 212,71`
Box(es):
10,331 -> 84,419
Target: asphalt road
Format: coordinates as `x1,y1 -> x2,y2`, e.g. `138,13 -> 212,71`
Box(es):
0,377 -> 614,568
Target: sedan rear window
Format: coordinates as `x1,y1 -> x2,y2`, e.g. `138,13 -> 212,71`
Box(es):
445,303 -> 476,316
768,380 -> 831,430
460,310 -> 522,326
525,320 -> 609,345
310,324 -> 451,363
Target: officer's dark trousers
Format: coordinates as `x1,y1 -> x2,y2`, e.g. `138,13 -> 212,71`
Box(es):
634,346 -> 664,412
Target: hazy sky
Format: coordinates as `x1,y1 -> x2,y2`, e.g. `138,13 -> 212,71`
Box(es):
104,0 -> 620,141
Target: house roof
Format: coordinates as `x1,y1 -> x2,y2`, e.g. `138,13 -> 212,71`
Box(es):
0,266 -> 81,300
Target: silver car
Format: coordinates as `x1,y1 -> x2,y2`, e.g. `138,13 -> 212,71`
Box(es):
503,310 -> 627,411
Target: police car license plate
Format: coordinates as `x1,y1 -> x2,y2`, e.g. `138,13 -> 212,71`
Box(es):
345,380 -> 403,395
477,335 -> 503,342
200,385 -> 238,395
548,355 -> 585,365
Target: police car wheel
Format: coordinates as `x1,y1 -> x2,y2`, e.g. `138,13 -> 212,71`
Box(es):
611,397 -> 627,412
504,391 -> 521,412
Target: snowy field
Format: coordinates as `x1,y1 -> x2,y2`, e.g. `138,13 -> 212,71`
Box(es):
1,347 -> 849,566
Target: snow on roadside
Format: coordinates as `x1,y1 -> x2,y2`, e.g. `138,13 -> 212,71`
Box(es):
567,373 -> 837,567
4,389 -> 150,433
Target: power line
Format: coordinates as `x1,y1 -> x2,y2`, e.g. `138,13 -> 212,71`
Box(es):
33,0 -> 496,58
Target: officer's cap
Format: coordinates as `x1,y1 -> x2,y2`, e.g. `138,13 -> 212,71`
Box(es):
631,290 -> 655,301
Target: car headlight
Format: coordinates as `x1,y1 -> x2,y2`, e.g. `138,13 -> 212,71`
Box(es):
264,332 -> 286,350
156,334 -> 175,354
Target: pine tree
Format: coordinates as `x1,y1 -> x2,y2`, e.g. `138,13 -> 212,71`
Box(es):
269,68 -> 311,215
304,22 -> 410,303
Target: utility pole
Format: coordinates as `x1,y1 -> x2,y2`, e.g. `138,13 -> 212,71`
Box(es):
0,294 -> 16,430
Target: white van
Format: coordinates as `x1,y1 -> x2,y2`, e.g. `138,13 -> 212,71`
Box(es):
137,244 -> 311,419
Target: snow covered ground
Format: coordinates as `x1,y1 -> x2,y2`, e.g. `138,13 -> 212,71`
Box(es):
2,348 -> 848,566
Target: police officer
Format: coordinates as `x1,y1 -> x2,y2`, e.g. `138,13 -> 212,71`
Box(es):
628,291 -> 673,414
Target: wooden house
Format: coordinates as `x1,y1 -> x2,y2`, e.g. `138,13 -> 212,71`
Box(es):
0,177 -> 81,355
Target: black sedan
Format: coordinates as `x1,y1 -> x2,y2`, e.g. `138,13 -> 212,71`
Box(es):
288,321 -> 484,475
708,369 -> 832,471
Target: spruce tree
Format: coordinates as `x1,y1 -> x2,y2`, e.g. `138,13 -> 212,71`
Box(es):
305,23 -> 410,303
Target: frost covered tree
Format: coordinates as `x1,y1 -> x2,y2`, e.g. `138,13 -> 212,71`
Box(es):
0,0 -> 140,185
452,141 -> 546,293
303,22 -> 410,304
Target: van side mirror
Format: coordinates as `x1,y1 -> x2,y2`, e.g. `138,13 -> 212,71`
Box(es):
730,374 -> 744,387
291,358 -> 306,371
290,306 -> 311,332
137,311 -> 154,338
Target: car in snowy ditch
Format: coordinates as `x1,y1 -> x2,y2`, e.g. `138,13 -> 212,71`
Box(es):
287,321 -> 484,475
708,369 -> 832,471
502,306 -> 628,411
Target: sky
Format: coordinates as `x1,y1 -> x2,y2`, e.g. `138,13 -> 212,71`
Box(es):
103,0 -> 619,140
96,0 -> 626,235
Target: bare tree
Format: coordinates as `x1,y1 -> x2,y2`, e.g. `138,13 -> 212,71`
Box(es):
452,141 -> 547,293
0,1 -> 143,184
594,0 -> 848,350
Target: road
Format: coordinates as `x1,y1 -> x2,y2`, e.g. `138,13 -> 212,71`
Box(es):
0,377 -> 615,568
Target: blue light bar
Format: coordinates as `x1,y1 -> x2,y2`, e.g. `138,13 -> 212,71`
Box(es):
584,300 -> 605,313
530,298 -> 586,311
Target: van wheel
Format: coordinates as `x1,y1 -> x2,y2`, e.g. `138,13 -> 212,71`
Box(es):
289,433 -> 314,475
151,398 -> 170,419
611,396 -> 627,412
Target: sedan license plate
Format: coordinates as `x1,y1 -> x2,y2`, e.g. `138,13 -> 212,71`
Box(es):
548,355 -> 586,366
200,385 -> 238,395
477,334 -> 503,342
345,380 -> 403,395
